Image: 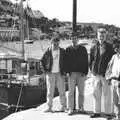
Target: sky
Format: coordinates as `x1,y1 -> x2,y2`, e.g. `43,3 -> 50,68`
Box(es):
11,0 -> 120,27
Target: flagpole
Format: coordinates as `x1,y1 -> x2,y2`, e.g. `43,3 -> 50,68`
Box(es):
72,0 -> 77,33
72,0 -> 77,110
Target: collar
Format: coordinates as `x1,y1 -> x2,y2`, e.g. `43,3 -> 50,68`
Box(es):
51,46 -> 60,51
72,44 -> 79,48
117,53 -> 120,58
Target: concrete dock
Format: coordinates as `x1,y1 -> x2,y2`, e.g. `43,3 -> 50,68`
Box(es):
3,77 -> 110,120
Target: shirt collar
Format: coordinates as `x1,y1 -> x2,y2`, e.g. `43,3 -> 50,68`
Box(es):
51,46 -> 60,51
117,53 -> 120,58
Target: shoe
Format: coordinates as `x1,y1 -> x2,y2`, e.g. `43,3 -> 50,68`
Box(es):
107,117 -> 113,120
77,107 -> 86,114
59,107 -> 67,112
112,118 -> 120,120
90,113 -> 101,118
115,114 -> 120,120
68,109 -> 74,115
44,107 -> 52,112
106,114 -> 113,120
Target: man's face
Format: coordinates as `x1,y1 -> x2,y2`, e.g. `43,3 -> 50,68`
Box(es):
72,36 -> 78,46
117,44 -> 120,53
97,32 -> 106,44
52,40 -> 60,49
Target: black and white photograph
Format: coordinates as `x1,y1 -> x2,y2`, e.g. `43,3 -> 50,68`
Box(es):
0,0 -> 120,120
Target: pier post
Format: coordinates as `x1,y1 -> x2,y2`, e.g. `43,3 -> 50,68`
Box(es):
72,0 -> 77,110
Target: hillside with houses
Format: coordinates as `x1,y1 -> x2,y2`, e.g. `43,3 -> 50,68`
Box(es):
0,0 -> 120,44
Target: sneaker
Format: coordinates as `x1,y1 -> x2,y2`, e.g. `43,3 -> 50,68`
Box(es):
44,107 -> 52,112
90,113 -> 101,118
68,109 -> 74,115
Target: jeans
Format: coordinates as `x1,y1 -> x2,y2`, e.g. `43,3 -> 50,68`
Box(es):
111,80 -> 120,116
92,75 -> 112,114
68,72 -> 86,110
46,73 -> 66,108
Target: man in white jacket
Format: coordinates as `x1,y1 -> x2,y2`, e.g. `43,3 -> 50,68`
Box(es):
105,40 -> 120,120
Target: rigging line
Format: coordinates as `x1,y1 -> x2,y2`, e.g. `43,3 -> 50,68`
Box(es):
0,98 -> 7,103
26,0 -> 45,54
15,81 -> 24,112
24,0 -> 46,54
26,0 -> 30,40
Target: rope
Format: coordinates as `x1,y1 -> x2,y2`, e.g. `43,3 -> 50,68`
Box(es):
15,79 -> 24,112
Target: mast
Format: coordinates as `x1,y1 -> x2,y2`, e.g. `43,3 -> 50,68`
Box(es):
72,0 -> 77,34
20,0 -> 25,59
26,0 -> 30,40
26,13 -> 30,40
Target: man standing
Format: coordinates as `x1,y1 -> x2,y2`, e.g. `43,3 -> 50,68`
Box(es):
41,35 -> 66,112
89,28 -> 114,118
65,33 -> 88,115
105,40 -> 120,120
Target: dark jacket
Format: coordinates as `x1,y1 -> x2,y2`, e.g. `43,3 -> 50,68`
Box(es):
65,44 -> 88,75
90,41 -> 114,76
41,47 -> 66,75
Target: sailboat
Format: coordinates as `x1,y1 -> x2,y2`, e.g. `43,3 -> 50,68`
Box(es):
0,0 -> 47,118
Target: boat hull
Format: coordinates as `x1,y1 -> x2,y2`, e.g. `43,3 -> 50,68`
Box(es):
0,83 -> 47,119
0,76 -> 68,119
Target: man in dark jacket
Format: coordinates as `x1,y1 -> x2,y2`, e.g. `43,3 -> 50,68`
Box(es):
41,36 -> 66,112
89,28 -> 114,118
65,34 -> 88,115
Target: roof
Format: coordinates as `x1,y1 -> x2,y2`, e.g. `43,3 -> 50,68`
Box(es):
0,1 -> 13,12
25,7 -> 44,19
0,45 -> 22,60
0,0 -> 12,4
32,10 -> 44,19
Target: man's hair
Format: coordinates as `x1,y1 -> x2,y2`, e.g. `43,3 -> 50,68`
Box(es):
112,37 -> 120,53
71,32 -> 78,37
97,27 -> 106,33
51,36 -> 60,43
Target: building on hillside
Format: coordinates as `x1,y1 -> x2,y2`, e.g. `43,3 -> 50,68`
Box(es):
0,27 -> 20,41
0,0 -> 13,14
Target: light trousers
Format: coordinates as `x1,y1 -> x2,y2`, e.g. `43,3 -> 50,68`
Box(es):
46,73 -> 66,108
93,75 -> 112,114
111,80 -> 120,116
68,72 -> 86,110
